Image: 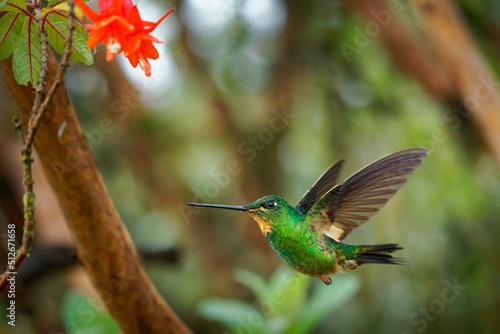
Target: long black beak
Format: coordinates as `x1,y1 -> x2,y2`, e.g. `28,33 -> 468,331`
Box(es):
186,203 -> 248,212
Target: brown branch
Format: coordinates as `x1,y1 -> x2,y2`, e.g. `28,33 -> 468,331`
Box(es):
0,0 -> 77,290
339,0 -> 454,102
28,1 -> 75,144
1,46 -> 191,334
340,0 -> 500,165
412,0 -> 500,164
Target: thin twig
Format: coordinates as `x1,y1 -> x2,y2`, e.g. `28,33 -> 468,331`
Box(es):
26,0 -> 75,145
28,6 -> 49,127
0,1 -> 76,292
12,117 -> 25,144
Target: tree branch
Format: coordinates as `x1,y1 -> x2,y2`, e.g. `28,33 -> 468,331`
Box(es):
340,0 -> 500,164
0,1 -> 72,289
412,0 -> 500,164
339,0 -> 454,102
1,50 -> 191,334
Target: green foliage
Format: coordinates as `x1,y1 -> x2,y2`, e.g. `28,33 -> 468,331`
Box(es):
0,0 -> 93,85
198,298 -> 261,329
0,11 -> 25,60
48,0 -> 66,7
44,12 -> 93,65
0,0 -> 8,10
12,17 -> 41,86
61,290 -> 121,334
0,0 -> 26,12
197,266 -> 360,334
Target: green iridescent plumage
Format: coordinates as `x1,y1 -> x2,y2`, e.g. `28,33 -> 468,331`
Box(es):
188,148 -> 428,285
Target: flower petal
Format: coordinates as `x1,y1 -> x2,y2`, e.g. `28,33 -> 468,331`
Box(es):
126,6 -> 143,29
87,28 -> 106,48
144,8 -> 174,34
75,0 -> 102,22
143,43 -> 159,59
127,52 -> 139,67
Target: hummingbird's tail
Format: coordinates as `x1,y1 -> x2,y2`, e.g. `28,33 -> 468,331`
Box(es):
354,243 -> 407,265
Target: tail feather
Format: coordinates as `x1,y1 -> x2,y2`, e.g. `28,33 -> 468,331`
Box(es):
355,243 -> 407,265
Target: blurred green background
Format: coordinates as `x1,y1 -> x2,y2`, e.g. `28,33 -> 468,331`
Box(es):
1,0 -> 500,333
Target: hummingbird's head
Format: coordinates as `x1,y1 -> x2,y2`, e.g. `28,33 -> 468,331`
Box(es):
187,195 -> 299,236
242,195 -> 298,236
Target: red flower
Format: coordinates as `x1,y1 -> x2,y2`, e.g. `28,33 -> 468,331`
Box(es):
75,0 -> 134,61
123,7 -> 174,77
75,0 -> 174,76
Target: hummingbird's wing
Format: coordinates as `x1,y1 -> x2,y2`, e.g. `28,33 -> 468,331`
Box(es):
306,148 -> 429,242
295,160 -> 344,214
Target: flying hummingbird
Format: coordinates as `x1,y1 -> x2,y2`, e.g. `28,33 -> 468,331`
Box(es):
188,148 -> 428,285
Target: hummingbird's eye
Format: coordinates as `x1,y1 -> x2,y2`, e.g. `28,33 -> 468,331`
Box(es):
263,200 -> 277,209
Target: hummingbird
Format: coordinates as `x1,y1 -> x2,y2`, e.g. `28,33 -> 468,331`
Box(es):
188,148 -> 428,285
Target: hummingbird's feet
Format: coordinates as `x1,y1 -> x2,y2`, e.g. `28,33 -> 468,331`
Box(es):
319,274 -> 332,285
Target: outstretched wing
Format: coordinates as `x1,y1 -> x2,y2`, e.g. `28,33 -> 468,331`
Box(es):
295,160 -> 344,214
306,148 -> 429,242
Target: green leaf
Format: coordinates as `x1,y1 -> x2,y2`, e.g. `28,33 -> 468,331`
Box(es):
48,0 -> 65,7
266,266 -> 309,317
286,275 -> 360,334
235,267 -> 310,317
235,268 -> 269,305
12,17 -> 40,86
0,0 -> 27,12
0,11 -> 25,60
0,0 -> 8,10
44,12 -> 93,65
197,298 -> 262,330
61,290 -> 121,334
